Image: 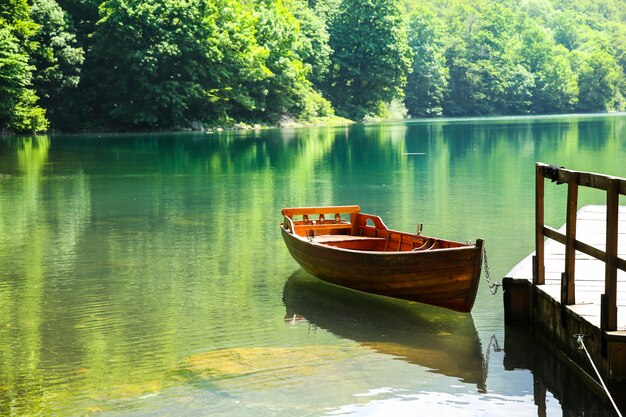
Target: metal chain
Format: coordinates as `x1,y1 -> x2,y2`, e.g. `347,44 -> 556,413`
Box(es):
482,334 -> 503,377
483,244 -> 501,295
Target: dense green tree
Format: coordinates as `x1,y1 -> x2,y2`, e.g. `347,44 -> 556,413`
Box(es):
539,47 -> 579,112
467,60 -> 506,115
572,46 -> 622,111
84,0 -> 330,129
0,0 -> 48,132
197,0 -> 269,122
404,6 -> 448,117
501,63 -> 535,114
288,0 -> 331,90
43,0 -> 100,130
5,88 -> 48,132
248,0 -> 332,122
30,0 -> 84,127
465,4 -> 518,62
551,12 -> 585,50
89,0 -> 220,129
0,26 -> 30,129
56,0 -> 101,43
469,4 -> 526,114
518,25 -> 578,113
608,23 -> 626,108
326,0 -> 411,119
307,0 -> 340,21
442,3 -> 520,115
443,40 -> 476,116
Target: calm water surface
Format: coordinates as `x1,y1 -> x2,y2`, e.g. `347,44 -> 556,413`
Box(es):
2,114 -> 626,416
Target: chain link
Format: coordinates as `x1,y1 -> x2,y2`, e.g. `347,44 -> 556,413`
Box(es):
483,244 -> 501,295
482,334 -> 503,377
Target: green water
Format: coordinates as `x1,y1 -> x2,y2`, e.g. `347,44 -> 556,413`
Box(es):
1,114 -> 625,416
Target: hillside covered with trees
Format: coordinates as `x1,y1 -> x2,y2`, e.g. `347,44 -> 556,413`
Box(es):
2,0 -> 626,133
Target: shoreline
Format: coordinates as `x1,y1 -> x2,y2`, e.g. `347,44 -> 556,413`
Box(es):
0,115 -> 355,137
4,111 -> 626,138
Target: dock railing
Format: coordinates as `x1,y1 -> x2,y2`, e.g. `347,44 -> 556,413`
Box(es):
535,162 -> 626,331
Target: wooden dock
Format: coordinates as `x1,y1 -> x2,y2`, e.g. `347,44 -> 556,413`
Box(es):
506,205 -> 626,330
503,163 -> 626,411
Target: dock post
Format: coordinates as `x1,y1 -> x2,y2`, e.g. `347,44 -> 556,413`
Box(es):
535,164 -> 545,285
562,172 -> 578,305
603,178 -> 619,331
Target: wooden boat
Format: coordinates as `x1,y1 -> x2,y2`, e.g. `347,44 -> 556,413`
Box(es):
283,271 -> 486,391
280,205 -> 483,312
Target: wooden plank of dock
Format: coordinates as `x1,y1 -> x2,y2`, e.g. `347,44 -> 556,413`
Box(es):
506,205 -> 626,332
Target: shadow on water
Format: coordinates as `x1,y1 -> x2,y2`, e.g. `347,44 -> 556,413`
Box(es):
504,326 -> 623,417
282,270 -> 486,392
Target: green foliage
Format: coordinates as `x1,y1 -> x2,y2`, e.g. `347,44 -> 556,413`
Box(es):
0,0 -> 48,132
30,0 -> 84,126
194,0 -> 269,121
0,26 -> 30,128
403,0 -> 623,117
289,0 -> 331,89
326,0 -> 412,120
5,0 -> 626,132
518,24 -> 578,113
1,0 -> 33,27
501,64 -> 535,115
441,2 -> 531,115
404,6 -> 448,117
572,46 -> 622,112
90,0 -> 220,129
6,88 -> 49,132
307,0 -> 341,21
298,88 -> 334,120
76,0 -> 330,129
248,0 -> 312,121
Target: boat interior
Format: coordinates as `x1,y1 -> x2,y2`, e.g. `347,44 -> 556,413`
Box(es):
282,205 -> 466,252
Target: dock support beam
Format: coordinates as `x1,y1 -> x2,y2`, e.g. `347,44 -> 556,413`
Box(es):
603,178 -> 619,331
535,165 -> 545,285
563,172 -> 578,305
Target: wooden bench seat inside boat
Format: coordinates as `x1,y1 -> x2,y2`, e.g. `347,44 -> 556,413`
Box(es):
312,234 -> 442,252
313,235 -> 386,243
282,206 -> 359,237
293,223 -> 353,236
313,235 -> 388,251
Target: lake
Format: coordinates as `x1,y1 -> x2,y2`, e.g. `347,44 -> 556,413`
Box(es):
1,114 -> 625,416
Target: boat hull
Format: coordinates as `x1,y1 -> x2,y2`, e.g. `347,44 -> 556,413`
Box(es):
281,227 -> 483,312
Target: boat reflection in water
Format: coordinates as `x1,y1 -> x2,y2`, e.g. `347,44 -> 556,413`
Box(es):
282,271 -> 486,392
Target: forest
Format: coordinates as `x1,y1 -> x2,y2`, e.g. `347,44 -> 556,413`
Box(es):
2,0 -> 626,133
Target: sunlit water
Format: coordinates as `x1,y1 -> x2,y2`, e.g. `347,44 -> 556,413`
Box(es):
1,114 -> 626,416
